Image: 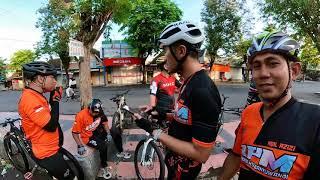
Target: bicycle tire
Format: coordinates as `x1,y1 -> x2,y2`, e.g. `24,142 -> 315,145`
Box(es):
60,148 -> 84,180
3,134 -> 30,173
134,139 -> 165,180
217,110 -> 224,135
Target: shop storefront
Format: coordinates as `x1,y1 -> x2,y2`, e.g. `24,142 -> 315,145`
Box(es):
101,40 -> 144,85
103,57 -> 143,85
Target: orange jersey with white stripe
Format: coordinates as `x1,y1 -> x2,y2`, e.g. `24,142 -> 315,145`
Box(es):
233,98 -> 320,180
18,88 -> 59,159
72,108 -> 108,144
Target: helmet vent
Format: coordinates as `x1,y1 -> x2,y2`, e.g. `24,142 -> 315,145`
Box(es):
161,27 -> 181,39
187,29 -> 202,37
186,24 -> 195,28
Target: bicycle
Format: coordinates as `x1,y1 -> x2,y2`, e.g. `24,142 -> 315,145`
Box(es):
62,87 -> 80,102
0,117 -> 84,180
122,105 -> 166,180
217,94 -> 244,135
110,90 -> 133,132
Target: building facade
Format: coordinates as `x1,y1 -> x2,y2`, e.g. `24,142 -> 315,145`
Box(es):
101,40 -> 143,85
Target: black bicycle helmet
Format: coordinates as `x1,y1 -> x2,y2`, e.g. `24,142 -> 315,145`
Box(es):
22,62 -> 57,79
89,99 -> 103,113
247,31 -> 300,63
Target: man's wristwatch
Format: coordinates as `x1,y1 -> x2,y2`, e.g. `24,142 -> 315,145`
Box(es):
153,129 -> 163,141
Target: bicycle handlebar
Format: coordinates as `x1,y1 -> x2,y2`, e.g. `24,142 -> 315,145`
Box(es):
110,90 -> 130,101
121,105 -> 135,115
0,117 -> 22,126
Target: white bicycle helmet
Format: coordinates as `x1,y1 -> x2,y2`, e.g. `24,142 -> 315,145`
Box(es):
158,21 -> 205,49
247,31 -> 300,63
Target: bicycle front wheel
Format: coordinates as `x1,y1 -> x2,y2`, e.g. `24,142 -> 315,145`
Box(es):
60,148 -> 84,180
134,139 -> 165,180
112,112 -> 123,132
3,134 -> 30,173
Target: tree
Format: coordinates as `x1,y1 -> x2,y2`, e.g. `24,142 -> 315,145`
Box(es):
67,0 -> 132,108
9,50 -> 36,71
36,0 -> 74,83
120,0 -> 182,83
260,0 -> 320,53
201,0 -> 242,68
0,57 -> 6,82
300,37 -> 320,72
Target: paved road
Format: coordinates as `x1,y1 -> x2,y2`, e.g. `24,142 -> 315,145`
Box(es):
0,81 -> 320,179
1,81 -> 320,121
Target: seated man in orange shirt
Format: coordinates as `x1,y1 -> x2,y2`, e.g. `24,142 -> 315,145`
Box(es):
72,99 -> 130,179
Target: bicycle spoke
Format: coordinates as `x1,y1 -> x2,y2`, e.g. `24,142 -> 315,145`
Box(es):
6,138 -> 28,172
136,142 -> 163,179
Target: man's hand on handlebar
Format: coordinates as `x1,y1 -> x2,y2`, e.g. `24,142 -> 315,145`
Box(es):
139,105 -> 154,113
132,113 -> 153,134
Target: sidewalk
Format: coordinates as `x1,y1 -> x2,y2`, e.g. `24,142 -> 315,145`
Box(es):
0,112 -> 239,179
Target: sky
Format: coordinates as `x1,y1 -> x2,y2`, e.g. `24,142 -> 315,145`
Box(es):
0,0 -> 263,61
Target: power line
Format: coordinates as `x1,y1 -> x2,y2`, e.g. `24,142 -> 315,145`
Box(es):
0,38 -> 35,43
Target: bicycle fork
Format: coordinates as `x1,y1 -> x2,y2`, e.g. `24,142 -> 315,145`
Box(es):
141,138 -> 155,166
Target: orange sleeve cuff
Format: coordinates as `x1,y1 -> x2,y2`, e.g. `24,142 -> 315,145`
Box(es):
192,138 -> 215,148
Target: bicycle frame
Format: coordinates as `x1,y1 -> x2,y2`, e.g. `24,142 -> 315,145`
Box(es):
111,90 -> 129,129
4,119 -> 32,154
116,95 -> 126,129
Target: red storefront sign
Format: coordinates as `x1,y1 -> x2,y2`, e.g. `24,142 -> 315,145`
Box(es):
103,57 -> 142,66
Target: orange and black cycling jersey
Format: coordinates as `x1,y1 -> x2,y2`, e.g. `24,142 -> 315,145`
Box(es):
72,108 -> 108,144
18,88 -> 59,159
168,70 -> 222,156
233,98 -> 320,180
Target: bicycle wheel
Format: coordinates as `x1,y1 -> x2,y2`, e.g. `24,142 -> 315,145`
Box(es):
134,139 -> 165,180
60,148 -> 84,180
217,111 -> 224,135
3,134 -> 30,173
112,112 -> 122,132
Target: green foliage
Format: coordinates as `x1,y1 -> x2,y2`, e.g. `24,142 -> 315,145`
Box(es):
36,0 -> 73,72
305,69 -> 320,81
0,58 -> 6,81
234,38 -> 251,58
300,37 -> 320,71
120,0 -> 182,58
201,0 -> 242,62
9,50 -> 36,71
72,0 -> 133,46
261,0 -> 320,53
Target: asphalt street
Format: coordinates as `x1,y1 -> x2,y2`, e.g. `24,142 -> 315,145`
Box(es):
0,81 -> 320,179
0,81 -> 320,123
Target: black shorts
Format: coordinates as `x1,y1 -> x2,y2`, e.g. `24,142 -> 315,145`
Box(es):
165,151 -> 202,180
34,150 -> 75,179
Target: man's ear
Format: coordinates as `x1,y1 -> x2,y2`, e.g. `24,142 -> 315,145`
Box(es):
174,44 -> 187,59
36,75 -> 44,84
290,62 -> 302,80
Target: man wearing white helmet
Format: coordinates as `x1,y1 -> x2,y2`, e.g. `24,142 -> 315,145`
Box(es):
134,21 -> 222,179
219,31 -> 320,180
